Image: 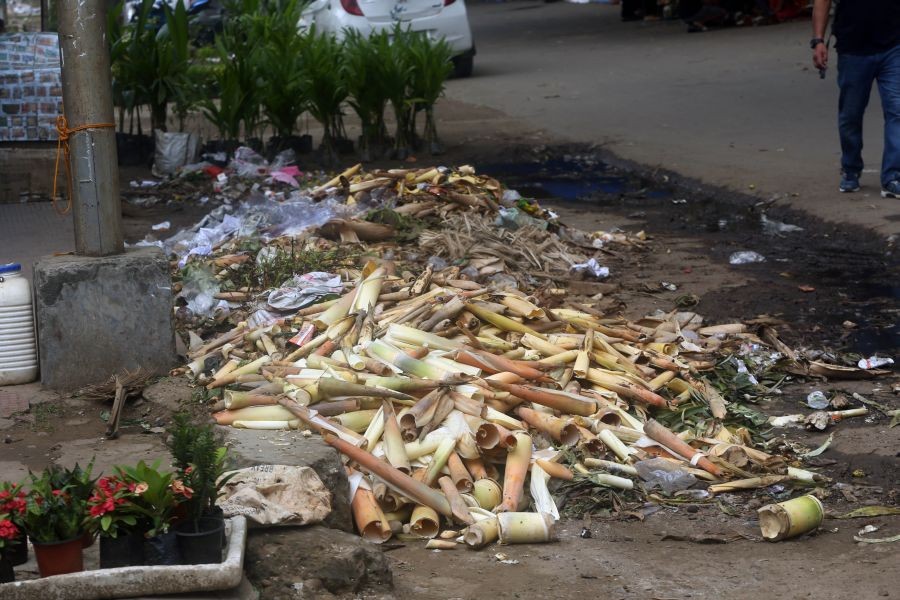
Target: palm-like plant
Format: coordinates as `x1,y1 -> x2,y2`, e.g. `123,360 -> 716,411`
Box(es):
380,26 -> 416,159
301,27 -> 348,163
342,29 -> 391,161
403,32 -> 454,155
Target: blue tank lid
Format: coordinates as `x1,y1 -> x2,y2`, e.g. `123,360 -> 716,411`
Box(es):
0,263 -> 22,274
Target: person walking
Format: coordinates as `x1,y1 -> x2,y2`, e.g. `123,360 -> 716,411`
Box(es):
812,0 -> 900,197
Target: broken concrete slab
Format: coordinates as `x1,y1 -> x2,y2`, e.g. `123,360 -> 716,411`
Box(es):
33,247 -> 176,391
245,526 -> 392,597
221,427 -> 352,532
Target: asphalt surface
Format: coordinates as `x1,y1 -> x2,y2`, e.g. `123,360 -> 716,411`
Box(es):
445,1 -> 900,236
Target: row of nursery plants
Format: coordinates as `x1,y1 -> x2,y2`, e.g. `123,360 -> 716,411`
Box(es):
0,416 -> 231,582
108,0 -> 457,161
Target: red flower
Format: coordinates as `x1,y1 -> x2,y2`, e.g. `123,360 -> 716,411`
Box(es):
0,491 -> 9,501
0,519 -> 18,540
90,504 -> 105,517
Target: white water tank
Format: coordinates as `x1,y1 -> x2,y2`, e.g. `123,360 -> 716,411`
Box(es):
0,263 -> 38,386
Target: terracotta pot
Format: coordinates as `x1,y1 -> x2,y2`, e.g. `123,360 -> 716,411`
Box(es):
32,537 -> 84,577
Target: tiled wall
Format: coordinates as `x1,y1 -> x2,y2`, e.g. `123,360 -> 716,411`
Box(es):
0,32 -> 63,142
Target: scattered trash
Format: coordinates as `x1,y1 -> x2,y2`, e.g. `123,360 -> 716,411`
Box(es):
761,214 -> 804,236
571,258 -> 610,279
857,355 -> 894,370
151,221 -> 171,232
660,281 -> 678,292
729,251 -> 766,265
858,524 -> 879,536
634,458 -> 697,494
806,391 -> 830,410
219,464 -> 331,526
267,272 -> 343,311
854,533 -> 900,544
758,495 -> 824,542
799,433 -> 833,458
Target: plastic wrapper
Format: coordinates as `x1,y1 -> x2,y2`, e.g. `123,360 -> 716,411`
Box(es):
267,272 -> 343,311
634,458 -> 697,493
729,251 -> 766,265
494,207 -> 548,231
570,258 -> 610,279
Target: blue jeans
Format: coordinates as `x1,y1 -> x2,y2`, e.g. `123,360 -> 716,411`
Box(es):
837,44 -> 900,186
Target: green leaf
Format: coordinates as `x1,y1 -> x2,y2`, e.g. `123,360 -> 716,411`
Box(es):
101,515 -> 112,531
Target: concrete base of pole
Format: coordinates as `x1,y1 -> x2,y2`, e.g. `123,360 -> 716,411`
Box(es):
33,247 -> 176,390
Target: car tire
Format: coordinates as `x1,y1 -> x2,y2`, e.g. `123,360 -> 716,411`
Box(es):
452,55 -> 474,78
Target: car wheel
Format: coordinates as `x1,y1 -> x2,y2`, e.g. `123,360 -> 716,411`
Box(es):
452,55 -> 474,78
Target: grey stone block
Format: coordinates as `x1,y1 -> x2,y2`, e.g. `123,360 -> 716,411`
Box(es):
221,427 -> 352,533
33,247 -> 176,390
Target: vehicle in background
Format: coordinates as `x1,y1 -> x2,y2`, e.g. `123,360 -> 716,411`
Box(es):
299,0 -> 475,77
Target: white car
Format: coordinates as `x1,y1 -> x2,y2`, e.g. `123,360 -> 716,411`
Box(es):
300,0 -> 476,77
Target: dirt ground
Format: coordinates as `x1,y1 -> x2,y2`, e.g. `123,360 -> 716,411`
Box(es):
2,140 -> 898,598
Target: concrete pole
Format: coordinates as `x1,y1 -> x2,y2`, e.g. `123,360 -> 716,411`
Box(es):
57,0 -> 124,256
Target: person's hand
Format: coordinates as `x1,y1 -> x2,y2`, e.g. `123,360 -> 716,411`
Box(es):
813,43 -> 828,71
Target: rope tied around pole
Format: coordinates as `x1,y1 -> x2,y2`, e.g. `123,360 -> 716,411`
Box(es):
53,115 -> 115,216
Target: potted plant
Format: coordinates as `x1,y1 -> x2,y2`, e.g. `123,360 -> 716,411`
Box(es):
46,462 -> 97,548
22,470 -> 86,577
115,460 -> 193,565
0,482 -> 28,566
86,475 -> 147,568
169,415 -> 231,563
0,513 -> 21,583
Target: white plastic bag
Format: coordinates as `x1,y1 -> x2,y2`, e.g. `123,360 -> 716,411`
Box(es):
153,129 -> 200,176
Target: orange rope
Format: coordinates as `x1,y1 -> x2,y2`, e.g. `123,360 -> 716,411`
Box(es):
53,116 -> 115,216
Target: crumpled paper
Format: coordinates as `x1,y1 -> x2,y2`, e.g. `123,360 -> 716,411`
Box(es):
570,258 -> 610,279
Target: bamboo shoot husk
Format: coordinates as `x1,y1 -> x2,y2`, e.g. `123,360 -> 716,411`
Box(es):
488,382 -> 597,417
583,458 -> 638,476
333,409 -> 379,433
323,433 -> 452,518
231,419 -> 299,430
472,478 -> 503,510
476,422 -> 518,450
585,368 -> 669,408
423,437 -> 457,486
516,407 -> 580,446
409,505 -> 440,538
464,518 -> 500,549
447,452 -> 474,493
382,400 -> 411,474
425,539 -> 459,550
497,512 -> 557,544
207,355 -> 272,389
643,419 -> 722,477
439,476 -> 476,525
498,432 -> 532,512
352,486 -> 392,543
464,457 -> 489,481
464,302 -> 547,338
535,459 -> 574,481
213,405 -> 296,425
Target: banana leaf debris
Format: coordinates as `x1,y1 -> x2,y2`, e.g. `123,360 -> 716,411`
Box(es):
165,162 -> 893,548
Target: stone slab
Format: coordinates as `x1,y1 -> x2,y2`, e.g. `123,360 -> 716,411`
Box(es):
221,427 -> 352,533
33,247 -> 176,390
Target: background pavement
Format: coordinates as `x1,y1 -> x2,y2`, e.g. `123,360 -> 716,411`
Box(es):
445,1 -> 900,235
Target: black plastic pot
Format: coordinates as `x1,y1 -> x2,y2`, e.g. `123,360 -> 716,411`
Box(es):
205,506 -> 227,549
335,138 -> 355,155
116,132 -> 154,167
143,531 -> 182,566
4,534 -> 28,566
0,555 -> 13,584
175,517 -> 224,565
99,532 -> 145,569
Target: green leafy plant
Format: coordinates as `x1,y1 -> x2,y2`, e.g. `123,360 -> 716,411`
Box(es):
85,475 -> 142,538
115,460 -> 192,537
403,31 -> 454,154
380,26 -> 416,159
22,470 -> 86,543
167,414 -> 233,525
342,29 -> 391,161
255,0 -> 310,143
301,27 -> 347,162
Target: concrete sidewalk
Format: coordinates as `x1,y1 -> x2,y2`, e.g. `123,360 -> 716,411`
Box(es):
446,2 -> 900,236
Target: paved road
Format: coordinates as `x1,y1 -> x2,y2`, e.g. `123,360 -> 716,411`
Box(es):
445,1 -> 899,235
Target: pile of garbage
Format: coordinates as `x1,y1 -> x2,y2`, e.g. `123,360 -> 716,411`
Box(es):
168,160 -> 893,548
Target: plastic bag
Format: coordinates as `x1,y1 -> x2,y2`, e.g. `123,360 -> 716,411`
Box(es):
153,130 -> 200,176
230,146 -> 270,178
179,264 -> 220,316
494,207 -> 547,231
634,458 -> 697,493
729,251 -> 766,265
267,272 -> 343,311
571,258 -> 610,279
